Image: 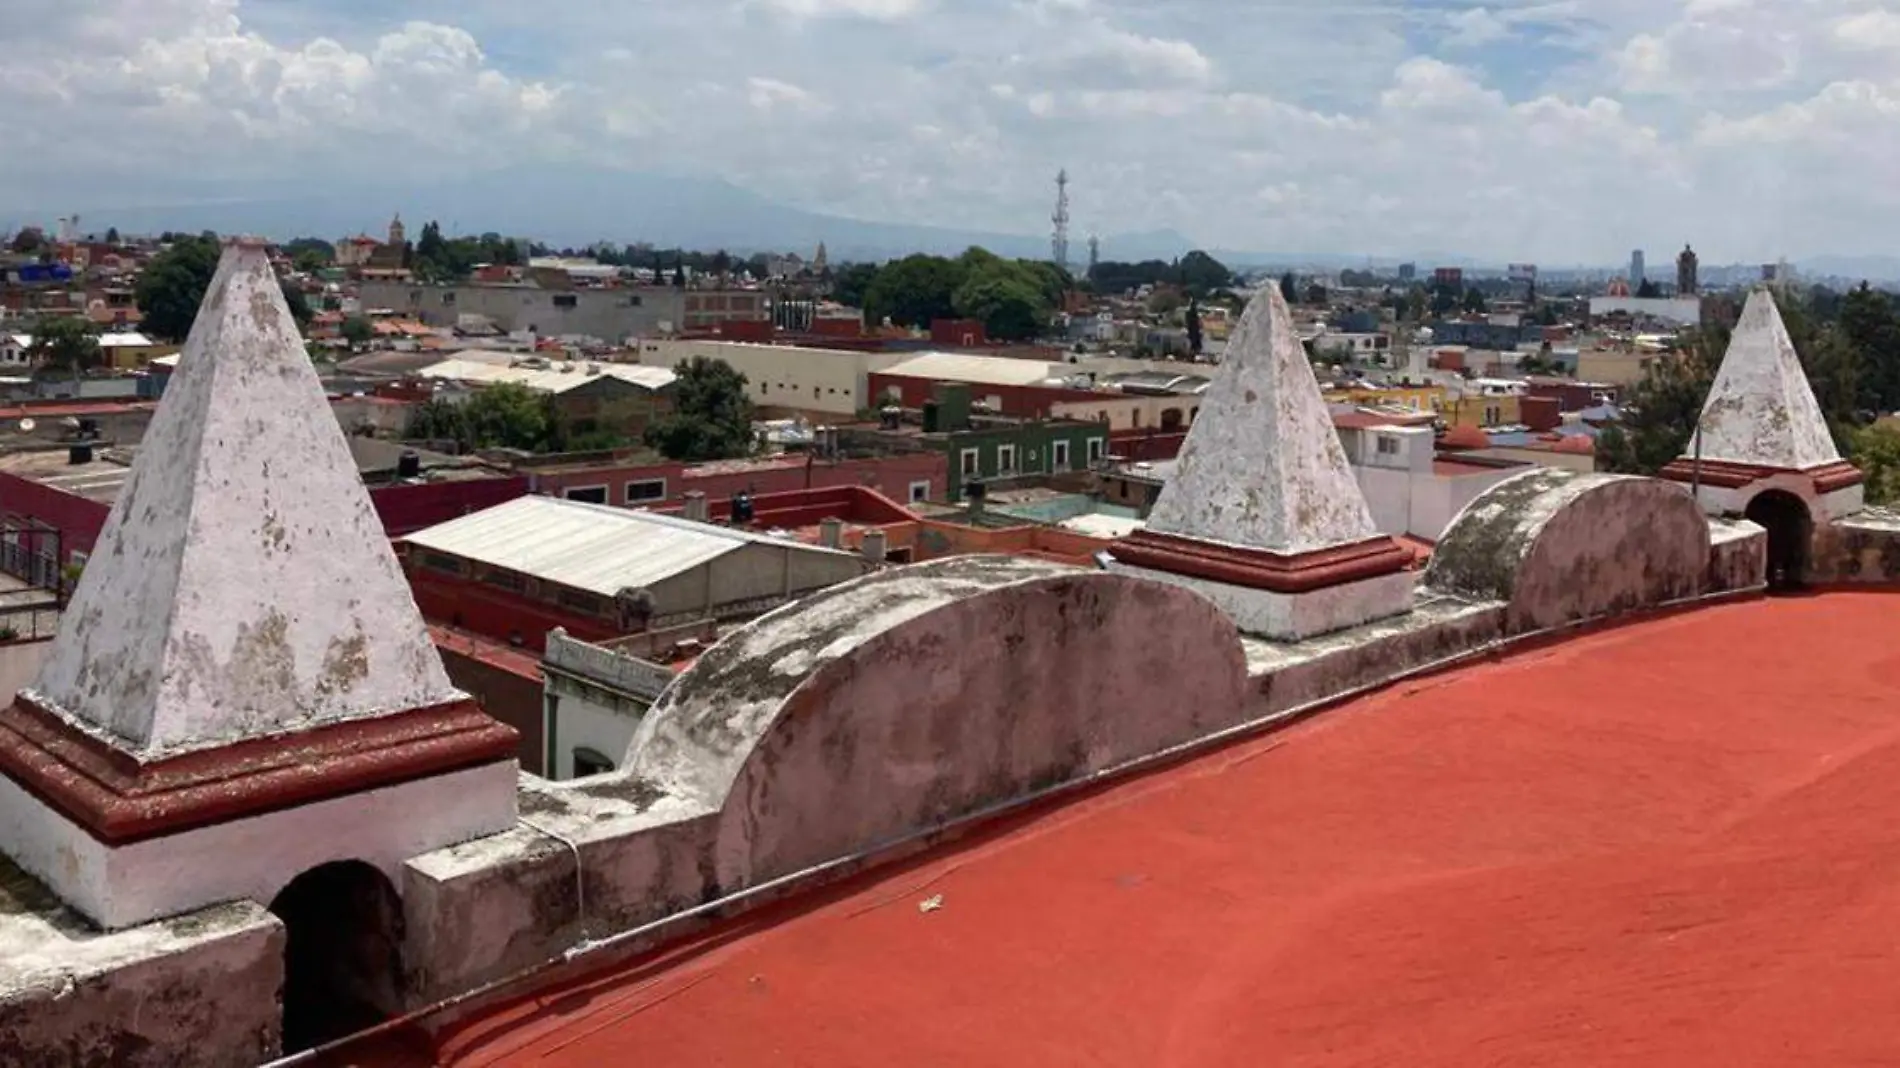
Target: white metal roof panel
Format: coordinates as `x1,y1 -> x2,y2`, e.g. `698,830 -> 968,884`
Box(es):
881,352 -> 1058,387
402,495 -> 841,596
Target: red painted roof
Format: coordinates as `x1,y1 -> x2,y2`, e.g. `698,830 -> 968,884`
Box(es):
1440,425 -> 1490,450
359,593 -> 1900,1067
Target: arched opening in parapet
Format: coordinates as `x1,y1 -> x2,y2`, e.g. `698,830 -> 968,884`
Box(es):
269,860 -> 405,1054
1746,490 -> 1812,593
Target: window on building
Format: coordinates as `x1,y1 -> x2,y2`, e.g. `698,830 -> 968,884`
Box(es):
565,485 -> 609,505
483,568 -> 525,593
1376,436 -> 1400,456
552,294 -> 579,309
1087,437 -> 1106,463
440,292 -> 456,306
1052,440 -> 1071,471
909,480 -> 931,503
420,551 -> 463,575
558,589 -> 605,616
572,747 -> 616,778
960,448 -> 980,477
625,479 -> 667,504
1132,409 -> 1143,428
997,444 -> 1018,474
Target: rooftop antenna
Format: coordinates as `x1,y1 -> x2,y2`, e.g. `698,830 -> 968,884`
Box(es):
1052,170 -> 1071,273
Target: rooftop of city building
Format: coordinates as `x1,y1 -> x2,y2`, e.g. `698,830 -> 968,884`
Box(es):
343,592 -> 1900,1066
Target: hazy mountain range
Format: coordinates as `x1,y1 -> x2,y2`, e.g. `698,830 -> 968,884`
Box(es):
12,166 -> 1900,282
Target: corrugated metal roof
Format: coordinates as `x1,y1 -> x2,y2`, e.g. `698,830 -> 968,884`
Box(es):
401,496 -> 847,596
881,352 -> 1058,387
418,359 -> 676,395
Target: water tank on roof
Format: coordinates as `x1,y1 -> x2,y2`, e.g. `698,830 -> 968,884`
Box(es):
397,450 -> 422,480
68,443 -> 93,466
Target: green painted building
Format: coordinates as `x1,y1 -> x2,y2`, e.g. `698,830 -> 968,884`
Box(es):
853,383 -> 1111,502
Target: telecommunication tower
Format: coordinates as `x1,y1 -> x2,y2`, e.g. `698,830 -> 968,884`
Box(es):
1051,170 -> 1071,272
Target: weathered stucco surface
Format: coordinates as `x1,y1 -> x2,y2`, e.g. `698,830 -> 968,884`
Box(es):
1686,288 -> 1841,471
1811,509 -> 1900,585
1708,519 -> 1769,594
1144,286 -> 1380,554
0,857 -> 282,1067
26,243 -> 462,757
1427,470 -> 1712,634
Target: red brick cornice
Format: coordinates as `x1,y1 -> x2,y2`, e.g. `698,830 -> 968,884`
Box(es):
1660,458 -> 1864,493
0,695 -> 519,846
1110,531 -> 1414,594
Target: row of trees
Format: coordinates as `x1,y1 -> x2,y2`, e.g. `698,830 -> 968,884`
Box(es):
860,248 -> 1070,341
1087,252 -> 1234,299
1599,284 -> 1900,502
405,357 -> 757,463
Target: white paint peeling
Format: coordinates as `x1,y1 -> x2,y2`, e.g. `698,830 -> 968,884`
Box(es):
24,243 -> 463,757
1144,286 -> 1380,555
1687,287 -> 1842,471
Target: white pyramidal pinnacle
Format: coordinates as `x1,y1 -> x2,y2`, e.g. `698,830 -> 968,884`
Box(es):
1686,287 -> 1842,470
1145,285 -> 1381,555
25,240 -> 463,758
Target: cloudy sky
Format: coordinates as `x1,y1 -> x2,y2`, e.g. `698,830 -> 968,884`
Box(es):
3,0 -> 1898,263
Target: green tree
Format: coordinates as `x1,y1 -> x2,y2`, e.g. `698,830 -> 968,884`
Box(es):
1850,424 -> 1900,505
831,262 -> 879,309
1837,283 -> 1900,412
1462,287 -> 1488,314
1177,250 -> 1232,296
1305,282 -> 1329,306
865,254 -> 966,329
1596,330 -> 1724,475
134,235 -> 221,341
1185,300 -> 1204,356
953,261 -> 1049,341
104,227 -> 121,246
341,316 -> 376,347
9,229 -> 45,255
28,317 -> 103,387
1279,272 -> 1298,305
1636,280 -> 1663,299
644,357 -> 757,462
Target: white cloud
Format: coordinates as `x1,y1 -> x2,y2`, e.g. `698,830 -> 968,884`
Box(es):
1,0 -> 1898,263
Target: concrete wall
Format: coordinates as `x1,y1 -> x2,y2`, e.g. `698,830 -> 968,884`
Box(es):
1426,469 -> 1712,634
0,897 -> 283,1068
1811,511 -> 1900,585
1356,466 -> 1519,542
631,339 -> 907,416
360,283 -> 767,340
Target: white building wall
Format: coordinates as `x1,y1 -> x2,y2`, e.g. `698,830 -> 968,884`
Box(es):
630,340 -> 907,416
551,694 -> 641,780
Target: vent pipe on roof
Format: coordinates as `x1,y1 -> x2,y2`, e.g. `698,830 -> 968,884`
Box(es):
682,491 -> 709,524
860,529 -> 888,565
819,517 -> 844,549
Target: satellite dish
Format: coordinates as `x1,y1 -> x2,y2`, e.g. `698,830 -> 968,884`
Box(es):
17,419 -> 34,433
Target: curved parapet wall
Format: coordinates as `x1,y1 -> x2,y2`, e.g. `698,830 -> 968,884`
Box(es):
626,556 -> 1249,889
1426,470 -> 1712,635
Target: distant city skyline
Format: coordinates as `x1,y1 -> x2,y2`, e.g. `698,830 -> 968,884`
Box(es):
3,1 -> 1897,264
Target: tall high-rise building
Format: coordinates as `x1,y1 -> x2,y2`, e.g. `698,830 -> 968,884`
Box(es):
1677,244 -> 1699,296
1631,250 -> 1646,288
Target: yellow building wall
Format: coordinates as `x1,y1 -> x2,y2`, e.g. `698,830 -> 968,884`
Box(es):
1442,394 -> 1522,429
1322,385 -> 1447,413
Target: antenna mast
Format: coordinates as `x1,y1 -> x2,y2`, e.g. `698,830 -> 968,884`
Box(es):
1051,170 -> 1071,272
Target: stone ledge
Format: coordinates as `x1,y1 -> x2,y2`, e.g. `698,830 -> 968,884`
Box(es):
0,696 -> 518,845
0,856 -> 283,1067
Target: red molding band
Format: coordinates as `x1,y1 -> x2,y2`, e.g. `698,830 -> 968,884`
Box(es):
0,695 -> 519,845
1110,531 -> 1414,594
